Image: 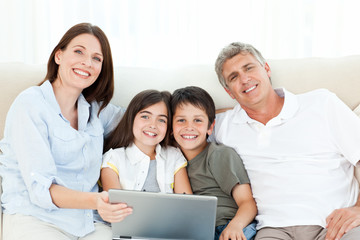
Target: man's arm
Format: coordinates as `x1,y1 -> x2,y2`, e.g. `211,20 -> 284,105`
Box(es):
325,192 -> 360,240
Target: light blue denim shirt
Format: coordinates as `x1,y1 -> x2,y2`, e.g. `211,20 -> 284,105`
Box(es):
0,80 -> 125,237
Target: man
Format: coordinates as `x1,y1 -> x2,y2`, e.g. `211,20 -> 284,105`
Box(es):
211,42 -> 360,240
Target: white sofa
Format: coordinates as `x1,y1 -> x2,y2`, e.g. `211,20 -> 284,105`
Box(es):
1,56 -> 360,238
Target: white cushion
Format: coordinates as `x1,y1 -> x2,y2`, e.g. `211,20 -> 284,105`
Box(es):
354,104 -> 360,118
353,105 -> 360,182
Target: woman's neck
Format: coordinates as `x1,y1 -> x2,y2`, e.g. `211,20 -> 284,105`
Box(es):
52,80 -> 81,129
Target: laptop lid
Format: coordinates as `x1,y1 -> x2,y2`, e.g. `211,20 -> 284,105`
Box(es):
108,189 -> 217,240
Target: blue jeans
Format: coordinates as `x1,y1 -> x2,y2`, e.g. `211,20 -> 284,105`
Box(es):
214,220 -> 257,240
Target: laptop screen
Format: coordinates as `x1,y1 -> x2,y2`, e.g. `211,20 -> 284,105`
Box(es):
109,189 -> 217,240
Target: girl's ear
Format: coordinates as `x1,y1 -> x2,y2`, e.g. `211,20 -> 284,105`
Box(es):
207,120 -> 215,136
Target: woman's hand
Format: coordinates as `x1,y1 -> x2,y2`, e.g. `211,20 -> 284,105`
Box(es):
96,191 -> 133,222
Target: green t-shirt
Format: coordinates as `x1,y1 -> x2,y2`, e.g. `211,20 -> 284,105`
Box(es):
187,142 -> 250,226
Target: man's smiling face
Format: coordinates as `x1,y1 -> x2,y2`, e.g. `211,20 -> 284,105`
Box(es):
222,52 -> 272,111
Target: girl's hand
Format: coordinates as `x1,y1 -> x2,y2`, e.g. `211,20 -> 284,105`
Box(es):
96,191 -> 133,222
219,221 -> 247,240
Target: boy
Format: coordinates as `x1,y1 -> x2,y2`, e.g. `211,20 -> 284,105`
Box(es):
171,86 -> 257,240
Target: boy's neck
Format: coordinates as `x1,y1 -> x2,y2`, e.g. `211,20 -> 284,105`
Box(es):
181,141 -> 209,161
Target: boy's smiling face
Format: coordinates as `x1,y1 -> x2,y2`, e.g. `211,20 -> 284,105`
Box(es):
172,103 -> 214,161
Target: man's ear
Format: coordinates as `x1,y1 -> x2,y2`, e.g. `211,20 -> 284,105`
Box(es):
207,120 -> 215,136
224,87 -> 235,99
264,62 -> 271,79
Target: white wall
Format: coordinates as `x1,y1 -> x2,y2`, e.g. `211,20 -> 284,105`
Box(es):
1,0 -> 360,68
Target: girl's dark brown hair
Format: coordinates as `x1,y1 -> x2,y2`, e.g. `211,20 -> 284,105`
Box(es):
104,89 -> 172,153
40,22 -> 114,115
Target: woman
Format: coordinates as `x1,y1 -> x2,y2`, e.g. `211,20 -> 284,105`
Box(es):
0,23 -> 132,239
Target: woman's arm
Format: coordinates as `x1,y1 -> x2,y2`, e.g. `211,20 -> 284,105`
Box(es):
219,183 -> 257,240
49,184 -> 100,209
49,184 -> 132,222
173,167 -> 193,194
100,103 -> 126,137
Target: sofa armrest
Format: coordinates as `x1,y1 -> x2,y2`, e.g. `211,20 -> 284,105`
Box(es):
355,167 -> 360,187
0,150 -> 2,240
0,171 -> 2,240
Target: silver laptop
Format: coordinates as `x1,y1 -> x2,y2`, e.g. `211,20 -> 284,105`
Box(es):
108,189 -> 217,240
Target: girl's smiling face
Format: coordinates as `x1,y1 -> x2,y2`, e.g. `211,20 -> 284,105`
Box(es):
132,101 -> 168,155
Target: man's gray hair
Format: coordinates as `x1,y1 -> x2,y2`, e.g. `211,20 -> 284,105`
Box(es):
215,42 -> 266,88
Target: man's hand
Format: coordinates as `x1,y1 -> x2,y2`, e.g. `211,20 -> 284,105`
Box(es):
219,220 -> 247,240
96,191 -> 133,223
326,206 -> 360,240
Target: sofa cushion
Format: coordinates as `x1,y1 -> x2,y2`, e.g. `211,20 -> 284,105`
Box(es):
354,104 -> 360,118
353,105 -> 360,182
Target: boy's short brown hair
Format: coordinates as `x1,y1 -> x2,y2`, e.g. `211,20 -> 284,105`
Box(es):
171,86 -> 215,129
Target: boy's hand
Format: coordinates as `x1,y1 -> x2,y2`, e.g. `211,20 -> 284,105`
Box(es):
219,220 -> 247,240
96,191 -> 133,223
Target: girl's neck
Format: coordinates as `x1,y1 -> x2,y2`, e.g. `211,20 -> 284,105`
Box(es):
133,141 -> 157,160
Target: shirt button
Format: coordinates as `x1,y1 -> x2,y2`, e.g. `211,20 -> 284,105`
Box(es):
87,213 -> 91,217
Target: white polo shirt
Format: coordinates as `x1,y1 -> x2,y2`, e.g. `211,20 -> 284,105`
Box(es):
102,143 -> 187,193
212,88 -> 360,229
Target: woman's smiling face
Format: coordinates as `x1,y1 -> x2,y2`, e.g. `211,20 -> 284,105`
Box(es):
54,33 -> 103,91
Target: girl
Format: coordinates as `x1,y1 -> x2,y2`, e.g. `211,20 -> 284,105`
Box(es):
101,90 -> 192,195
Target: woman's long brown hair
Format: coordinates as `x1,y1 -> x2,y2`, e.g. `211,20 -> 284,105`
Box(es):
40,22 -> 114,115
